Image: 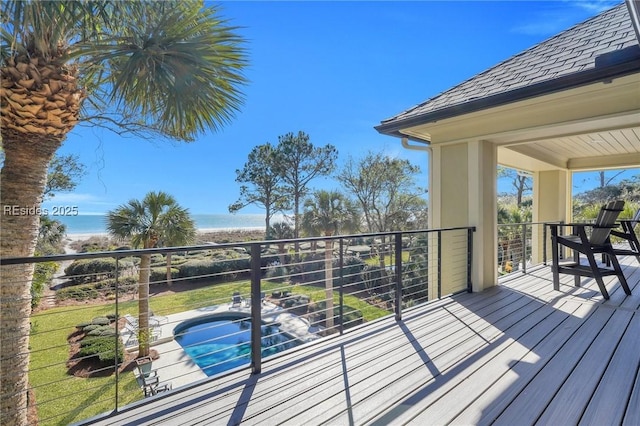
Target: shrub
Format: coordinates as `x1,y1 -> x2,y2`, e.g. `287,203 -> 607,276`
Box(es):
64,258 -> 136,284
87,326 -> 111,336
177,256 -> 250,280
57,285 -> 99,301
94,276 -> 138,294
32,260 -> 58,308
91,316 -> 110,326
76,321 -> 91,329
340,256 -> 367,285
82,324 -> 101,332
100,328 -> 117,337
361,265 -> 392,295
291,252 -> 325,284
64,258 -> 116,283
78,336 -> 123,363
265,262 -> 289,282
150,267 -> 179,283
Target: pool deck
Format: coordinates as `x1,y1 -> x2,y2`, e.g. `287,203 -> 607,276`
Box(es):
123,301 -> 321,389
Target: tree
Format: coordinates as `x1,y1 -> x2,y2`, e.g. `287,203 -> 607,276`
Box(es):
1,2 -> 246,422
268,221 -> 294,265
44,154 -> 86,199
301,190 -> 359,329
337,152 -> 425,269
106,191 -> 195,357
497,166 -> 532,207
274,131 -> 338,242
598,170 -> 626,188
229,143 -> 289,238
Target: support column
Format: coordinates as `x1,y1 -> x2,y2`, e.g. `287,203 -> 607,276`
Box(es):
429,140 -> 497,293
532,170 -> 572,263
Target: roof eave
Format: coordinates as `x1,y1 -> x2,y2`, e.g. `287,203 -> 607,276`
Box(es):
375,46 -> 640,138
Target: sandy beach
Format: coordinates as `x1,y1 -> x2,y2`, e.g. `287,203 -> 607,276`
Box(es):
65,228 -> 266,246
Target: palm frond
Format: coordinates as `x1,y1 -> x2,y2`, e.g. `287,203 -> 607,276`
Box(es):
86,4 -> 247,139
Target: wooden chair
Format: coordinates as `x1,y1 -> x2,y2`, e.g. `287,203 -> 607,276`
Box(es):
549,200 -> 631,299
608,207 -> 640,265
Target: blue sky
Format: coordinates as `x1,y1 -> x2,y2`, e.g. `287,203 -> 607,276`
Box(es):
42,0 -> 635,215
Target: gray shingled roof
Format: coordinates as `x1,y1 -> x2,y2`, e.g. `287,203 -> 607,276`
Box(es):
377,3 -> 639,131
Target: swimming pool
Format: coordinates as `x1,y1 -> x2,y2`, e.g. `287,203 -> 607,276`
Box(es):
174,313 -> 301,377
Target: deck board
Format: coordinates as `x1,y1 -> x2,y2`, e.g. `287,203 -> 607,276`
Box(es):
85,257 -> 640,426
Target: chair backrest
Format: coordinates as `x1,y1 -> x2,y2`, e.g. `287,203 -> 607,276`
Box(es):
632,207 -> 640,226
124,314 -> 138,327
591,200 -> 625,245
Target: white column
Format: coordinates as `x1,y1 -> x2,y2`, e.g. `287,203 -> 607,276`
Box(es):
532,170 -> 572,263
429,140 -> 497,293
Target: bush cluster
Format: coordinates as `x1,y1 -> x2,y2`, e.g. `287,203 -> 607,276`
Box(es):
57,276 -> 138,301
150,267 -> 179,283
32,260 -> 58,308
65,258 -> 133,284
75,316 -> 123,364
177,256 -> 250,280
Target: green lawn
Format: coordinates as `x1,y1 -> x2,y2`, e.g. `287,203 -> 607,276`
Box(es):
30,279 -> 390,425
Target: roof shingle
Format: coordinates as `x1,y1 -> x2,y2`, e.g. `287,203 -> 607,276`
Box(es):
380,3 -> 638,126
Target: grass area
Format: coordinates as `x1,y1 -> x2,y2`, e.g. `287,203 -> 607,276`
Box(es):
30,279 -> 390,425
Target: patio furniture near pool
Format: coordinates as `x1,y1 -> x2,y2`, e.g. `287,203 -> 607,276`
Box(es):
135,360 -> 173,397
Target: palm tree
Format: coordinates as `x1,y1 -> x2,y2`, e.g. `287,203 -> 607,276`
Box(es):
268,222 -> 294,265
1,3 -> 245,423
106,191 -> 195,357
302,191 -> 359,329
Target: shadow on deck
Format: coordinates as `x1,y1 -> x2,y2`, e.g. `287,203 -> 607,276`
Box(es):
84,256 -> 640,426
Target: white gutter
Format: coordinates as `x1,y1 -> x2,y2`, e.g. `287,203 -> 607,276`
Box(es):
401,137 -> 431,153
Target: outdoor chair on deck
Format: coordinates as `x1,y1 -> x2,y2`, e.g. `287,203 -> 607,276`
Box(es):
122,314 -> 161,348
136,361 -> 172,397
549,200 -> 632,299
608,207 -> 640,265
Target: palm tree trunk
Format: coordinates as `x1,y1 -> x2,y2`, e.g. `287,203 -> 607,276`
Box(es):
1,135 -> 60,426
325,238 -> 334,329
137,253 -> 151,358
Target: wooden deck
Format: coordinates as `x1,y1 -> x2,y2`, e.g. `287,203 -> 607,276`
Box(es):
86,257 -> 640,425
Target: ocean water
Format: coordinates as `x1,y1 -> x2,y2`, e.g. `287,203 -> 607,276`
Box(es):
53,213 -> 270,235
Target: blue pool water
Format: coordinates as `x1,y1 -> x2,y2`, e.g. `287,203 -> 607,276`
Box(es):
174,314 -> 300,377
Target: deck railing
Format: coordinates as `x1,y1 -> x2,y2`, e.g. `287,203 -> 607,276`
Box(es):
497,221 -> 553,276
0,227 -> 474,425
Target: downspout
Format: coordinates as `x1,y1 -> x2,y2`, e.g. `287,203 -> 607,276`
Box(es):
400,136 -> 431,228
401,137 -> 431,153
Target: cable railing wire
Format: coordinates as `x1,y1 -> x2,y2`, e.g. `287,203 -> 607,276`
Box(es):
1,227 -> 479,425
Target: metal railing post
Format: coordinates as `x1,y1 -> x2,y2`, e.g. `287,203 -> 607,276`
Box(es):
250,243 -> 262,374
395,233 -> 402,321
467,228 -> 474,292
438,230 -> 442,298
521,223 -> 527,274
114,257 -> 120,412
339,238 -> 344,334
543,223 -> 548,265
